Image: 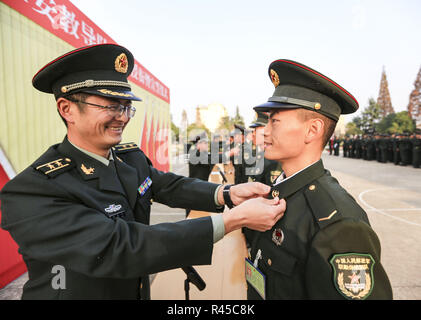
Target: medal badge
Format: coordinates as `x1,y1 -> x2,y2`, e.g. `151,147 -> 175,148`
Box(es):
138,176 -> 152,196
272,228 -> 284,246
330,253 -> 375,300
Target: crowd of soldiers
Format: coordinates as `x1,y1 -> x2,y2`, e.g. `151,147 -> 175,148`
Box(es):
333,129 -> 421,168
187,113 -> 282,191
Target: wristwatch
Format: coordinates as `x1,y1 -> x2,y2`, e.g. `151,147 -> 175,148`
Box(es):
223,184 -> 235,209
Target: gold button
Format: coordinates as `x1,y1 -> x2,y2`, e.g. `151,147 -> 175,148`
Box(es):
309,185 -> 316,191
61,86 -> 67,93
268,258 -> 272,266
315,103 -> 321,110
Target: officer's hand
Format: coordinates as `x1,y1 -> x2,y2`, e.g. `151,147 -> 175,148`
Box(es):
222,197 -> 286,234
230,182 -> 271,206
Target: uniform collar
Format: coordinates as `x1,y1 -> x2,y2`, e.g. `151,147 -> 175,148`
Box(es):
269,159 -> 325,199
68,139 -> 113,166
58,136 -> 112,180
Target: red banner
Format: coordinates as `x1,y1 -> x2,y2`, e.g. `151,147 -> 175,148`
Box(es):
1,0 -> 170,103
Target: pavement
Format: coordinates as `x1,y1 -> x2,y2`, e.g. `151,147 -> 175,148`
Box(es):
1,151 -> 420,300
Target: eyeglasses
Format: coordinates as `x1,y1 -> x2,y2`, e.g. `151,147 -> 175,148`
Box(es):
67,98 -> 136,118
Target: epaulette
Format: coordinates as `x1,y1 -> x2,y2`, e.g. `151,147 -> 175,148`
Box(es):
303,180 -> 342,229
33,157 -> 75,178
113,142 -> 140,154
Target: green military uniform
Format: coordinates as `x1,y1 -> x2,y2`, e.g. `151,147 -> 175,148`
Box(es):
246,111 -> 282,185
392,134 -> 401,165
245,160 -> 392,299
231,124 -> 247,184
0,44 -> 224,299
412,129 -> 421,168
246,59 -> 392,300
1,138 -> 221,299
399,133 -> 413,166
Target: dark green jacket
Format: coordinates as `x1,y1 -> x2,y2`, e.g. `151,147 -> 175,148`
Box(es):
1,137 -> 222,299
245,160 -> 392,300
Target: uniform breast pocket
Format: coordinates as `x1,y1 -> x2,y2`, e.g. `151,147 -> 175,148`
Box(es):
259,241 -> 300,299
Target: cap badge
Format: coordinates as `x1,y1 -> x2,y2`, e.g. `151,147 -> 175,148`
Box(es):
81,163 -> 95,175
272,228 -> 284,246
270,69 -> 280,87
115,53 -> 128,73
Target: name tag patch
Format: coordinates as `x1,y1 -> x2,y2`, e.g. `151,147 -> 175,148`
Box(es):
245,258 -> 266,300
138,176 -> 152,196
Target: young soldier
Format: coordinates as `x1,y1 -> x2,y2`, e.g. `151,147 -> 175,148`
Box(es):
244,59 -> 392,300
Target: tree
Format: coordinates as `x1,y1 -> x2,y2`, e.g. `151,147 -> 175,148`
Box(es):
171,121 -> 180,142
345,121 -> 362,136
377,67 -> 395,117
392,111 -> 415,133
233,106 -> 245,126
361,98 -> 382,133
407,65 -> 421,121
376,113 -> 396,134
376,111 -> 414,134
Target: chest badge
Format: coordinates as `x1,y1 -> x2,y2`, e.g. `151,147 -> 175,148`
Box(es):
105,204 -> 122,213
272,228 -> 284,246
138,176 -> 153,196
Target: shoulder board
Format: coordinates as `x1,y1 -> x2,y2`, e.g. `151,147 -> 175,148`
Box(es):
303,180 -> 342,229
113,142 -> 140,154
33,157 -> 74,178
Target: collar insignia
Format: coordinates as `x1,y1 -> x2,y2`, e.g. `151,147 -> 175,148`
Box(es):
81,163 -> 95,175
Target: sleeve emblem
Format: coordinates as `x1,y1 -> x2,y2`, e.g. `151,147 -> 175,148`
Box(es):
330,253 -> 375,300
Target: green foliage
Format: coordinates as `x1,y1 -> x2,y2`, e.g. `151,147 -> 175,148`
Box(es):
376,111 -> 414,134
346,98 -> 415,135
345,121 -> 362,135
360,98 -> 382,132
171,121 -> 180,142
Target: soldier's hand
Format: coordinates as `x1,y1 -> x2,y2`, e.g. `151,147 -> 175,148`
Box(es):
222,197 -> 286,234
230,182 -> 271,205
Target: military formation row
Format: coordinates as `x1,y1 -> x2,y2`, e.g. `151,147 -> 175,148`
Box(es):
329,131 -> 421,168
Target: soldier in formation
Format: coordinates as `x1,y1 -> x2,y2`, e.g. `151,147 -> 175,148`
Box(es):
341,130 -> 421,168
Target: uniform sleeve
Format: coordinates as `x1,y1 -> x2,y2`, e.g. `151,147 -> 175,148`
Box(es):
0,172 -> 214,279
304,219 -> 393,300
148,163 -> 223,212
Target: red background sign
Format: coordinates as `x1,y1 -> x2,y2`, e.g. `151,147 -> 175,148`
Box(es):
1,0 -> 170,103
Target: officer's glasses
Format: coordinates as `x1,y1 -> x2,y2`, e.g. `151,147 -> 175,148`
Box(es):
67,98 -> 136,118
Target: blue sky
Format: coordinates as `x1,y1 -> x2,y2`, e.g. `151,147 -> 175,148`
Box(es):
71,0 -> 421,127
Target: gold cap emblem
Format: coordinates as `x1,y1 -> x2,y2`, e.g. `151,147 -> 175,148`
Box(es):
115,53 -> 128,73
270,69 -> 280,87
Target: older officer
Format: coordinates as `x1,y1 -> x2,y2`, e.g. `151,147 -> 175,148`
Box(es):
0,44 -> 286,300
244,59 -> 392,300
